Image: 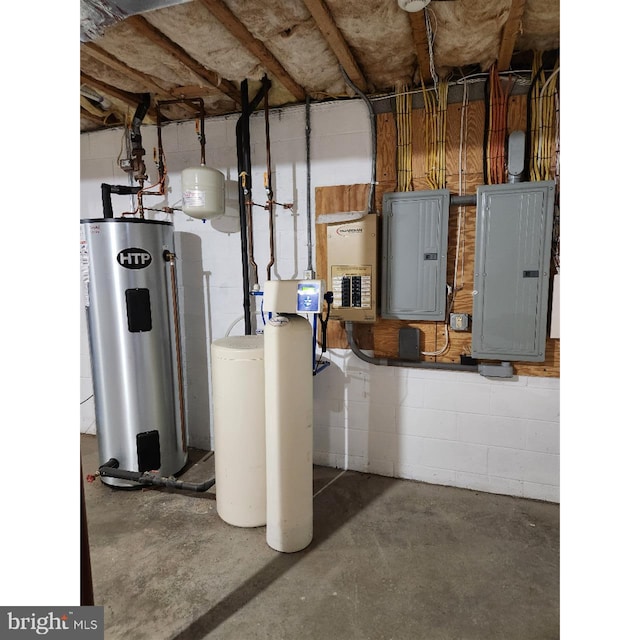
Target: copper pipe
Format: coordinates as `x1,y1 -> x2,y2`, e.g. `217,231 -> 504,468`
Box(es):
157,98 -> 206,165
165,251 -> 187,453
240,171 -> 259,288
247,202 -> 259,288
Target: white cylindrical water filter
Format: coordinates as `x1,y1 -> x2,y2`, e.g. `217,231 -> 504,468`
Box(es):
182,165 -> 225,219
264,314 -> 313,553
211,335 -> 266,527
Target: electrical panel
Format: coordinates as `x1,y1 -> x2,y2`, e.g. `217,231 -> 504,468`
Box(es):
471,181 -> 555,362
381,189 -> 450,320
326,214 -> 377,322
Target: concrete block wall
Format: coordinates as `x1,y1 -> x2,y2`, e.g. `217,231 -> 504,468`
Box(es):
313,351 -> 559,502
80,99 -> 559,502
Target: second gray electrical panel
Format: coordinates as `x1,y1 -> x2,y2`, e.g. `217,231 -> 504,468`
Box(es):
381,189 -> 450,320
472,181 -> 555,362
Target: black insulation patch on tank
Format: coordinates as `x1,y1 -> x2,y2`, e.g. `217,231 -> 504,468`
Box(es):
137,430 -> 161,472
125,288 -> 152,332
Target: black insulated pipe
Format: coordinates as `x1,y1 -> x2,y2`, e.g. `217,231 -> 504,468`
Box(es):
101,183 -> 141,218
130,93 -> 151,151
98,458 -> 215,493
236,76 -> 272,335
236,80 -> 253,335
450,194 -> 476,207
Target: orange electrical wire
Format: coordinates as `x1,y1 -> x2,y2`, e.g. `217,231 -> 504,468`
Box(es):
486,65 -> 511,184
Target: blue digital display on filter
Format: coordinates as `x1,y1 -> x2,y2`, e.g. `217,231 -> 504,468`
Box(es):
297,282 -> 322,313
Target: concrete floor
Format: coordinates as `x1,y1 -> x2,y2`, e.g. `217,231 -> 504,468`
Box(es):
81,434 -> 559,640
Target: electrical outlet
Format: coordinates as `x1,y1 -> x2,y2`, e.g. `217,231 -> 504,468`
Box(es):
450,313 -> 469,331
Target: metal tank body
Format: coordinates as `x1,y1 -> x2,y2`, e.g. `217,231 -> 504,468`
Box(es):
81,218 -> 188,487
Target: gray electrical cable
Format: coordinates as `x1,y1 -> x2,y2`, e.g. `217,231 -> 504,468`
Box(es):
305,95 -> 313,274
345,322 -> 478,373
340,66 -> 376,214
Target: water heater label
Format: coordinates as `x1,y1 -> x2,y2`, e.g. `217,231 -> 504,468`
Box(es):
117,248 -> 152,269
80,227 -> 90,306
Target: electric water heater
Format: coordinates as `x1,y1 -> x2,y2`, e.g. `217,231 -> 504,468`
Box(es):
80,218 -> 188,487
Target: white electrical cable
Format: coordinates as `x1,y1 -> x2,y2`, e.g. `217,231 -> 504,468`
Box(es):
424,8 -> 439,87
367,70 -> 536,105
225,315 -> 245,337
421,323 -> 450,356
313,469 -> 347,499
540,66 -> 560,98
422,287 -> 452,356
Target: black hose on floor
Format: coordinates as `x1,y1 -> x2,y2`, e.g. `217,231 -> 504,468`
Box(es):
98,458 -> 215,492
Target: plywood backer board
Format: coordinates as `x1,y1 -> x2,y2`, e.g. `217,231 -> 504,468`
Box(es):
315,93 -> 559,377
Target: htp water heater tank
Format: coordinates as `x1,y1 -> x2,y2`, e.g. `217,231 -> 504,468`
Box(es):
80,218 -> 188,487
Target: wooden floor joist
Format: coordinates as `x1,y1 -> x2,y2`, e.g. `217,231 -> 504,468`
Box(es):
198,0 -> 306,102
126,14 -> 241,105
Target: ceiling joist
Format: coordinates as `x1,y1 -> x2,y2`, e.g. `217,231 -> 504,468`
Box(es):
408,10 -> 433,84
126,14 -> 241,105
82,41 -> 176,101
80,71 -> 144,110
81,106 -> 122,127
198,0 -> 307,102
301,0 -> 368,92
497,0 -> 527,71
169,85 -> 227,99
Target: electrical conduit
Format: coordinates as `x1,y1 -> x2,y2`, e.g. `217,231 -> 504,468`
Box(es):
345,322 -> 478,373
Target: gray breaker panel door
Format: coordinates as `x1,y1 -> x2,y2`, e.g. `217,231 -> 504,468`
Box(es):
471,181 -> 555,362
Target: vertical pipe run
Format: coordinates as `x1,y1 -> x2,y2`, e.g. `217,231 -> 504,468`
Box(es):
265,88 -> 275,281
164,250 -> 188,453
157,98 -> 205,166
236,80 -> 253,335
340,66 -> 376,214
236,76 -> 272,334
245,173 -> 259,289
305,96 -> 313,274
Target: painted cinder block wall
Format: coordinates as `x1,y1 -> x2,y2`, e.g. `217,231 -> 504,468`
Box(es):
80,99 -> 559,502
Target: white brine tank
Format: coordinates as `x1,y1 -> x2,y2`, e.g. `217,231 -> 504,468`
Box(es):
211,335 -> 266,527
181,165 -> 225,219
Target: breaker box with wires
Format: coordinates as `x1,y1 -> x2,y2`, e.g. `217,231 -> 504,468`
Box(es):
381,189 -> 450,321
471,181 -> 555,362
326,214 -> 377,323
